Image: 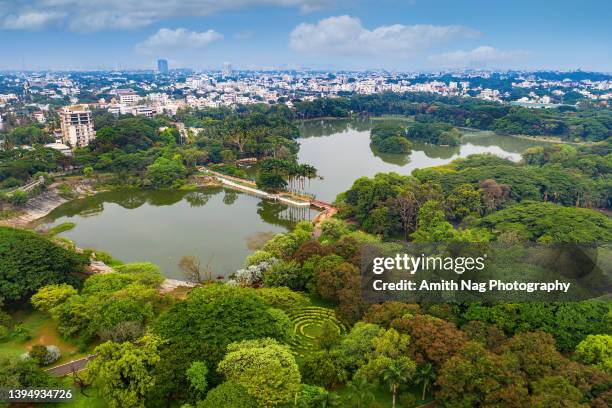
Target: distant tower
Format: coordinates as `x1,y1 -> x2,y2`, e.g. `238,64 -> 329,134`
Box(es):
157,59 -> 169,74
222,62 -> 232,78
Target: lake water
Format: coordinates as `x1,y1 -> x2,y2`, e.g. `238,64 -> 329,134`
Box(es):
43,118 -> 548,277
41,188 -> 316,279
297,118 -> 548,202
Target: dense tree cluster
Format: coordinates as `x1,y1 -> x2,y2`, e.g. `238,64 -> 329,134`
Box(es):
31,263 -> 163,343
0,226 -> 86,300
337,147 -> 610,240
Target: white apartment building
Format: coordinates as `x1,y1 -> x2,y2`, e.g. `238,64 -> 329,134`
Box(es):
119,92 -> 141,105
59,105 -> 96,148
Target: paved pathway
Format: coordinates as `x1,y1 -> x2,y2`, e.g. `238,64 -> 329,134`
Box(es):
46,355 -> 96,376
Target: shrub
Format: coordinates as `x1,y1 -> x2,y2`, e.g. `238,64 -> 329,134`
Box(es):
256,287 -> 310,311
262,260 -> 306,290
234,258 -> 277,287
8,190 -> 28,206
24,345 -> 61,366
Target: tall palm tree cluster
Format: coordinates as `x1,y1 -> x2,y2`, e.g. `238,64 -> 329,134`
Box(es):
259,158 -> 317,195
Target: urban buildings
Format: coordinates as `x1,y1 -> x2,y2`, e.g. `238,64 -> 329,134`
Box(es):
222,62 -> 232,78
59,105 -> 96,148
157,59 -> 169,74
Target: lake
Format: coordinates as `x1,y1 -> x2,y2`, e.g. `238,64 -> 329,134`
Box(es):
41,188 -> 316,279
297,118 -> 549,201
43,118 -> 549,277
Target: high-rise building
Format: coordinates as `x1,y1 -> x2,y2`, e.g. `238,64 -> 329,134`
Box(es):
222,62 -> 232,77
157,59 -> 169,74
59,105 -> 96,148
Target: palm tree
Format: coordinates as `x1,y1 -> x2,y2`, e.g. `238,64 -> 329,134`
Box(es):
414,362 -> 436,401
346,376 -> 375,408
381,358 -> 415,408
312,391 -> 342,407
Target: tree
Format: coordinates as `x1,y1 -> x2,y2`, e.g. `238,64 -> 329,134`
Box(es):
153,285 -> 291,374
345,376 -> 375,408
317,320 -> 342,351
414,363 -> 435,401
186,361 -> 209,397
390,190 -> 419,240
145,157 -> 187,188
381,357 -> 416,408
370,123 -> 412,154
363,302 -> 421,328
179,255 -> 211,284
85,335 -> 161,408
391,314 -> 468,367
436,342 -> 529,407
480,201 -> 612,243
357,328 -> 416,408
575,335 -> 612,373
315,258 -> 358,302
217,338 -> 301,407
530,376 -> 586,408
500,331 -> 565,381
301,350 -> 349,389
197,381 -> 258,408
0,227 -> 84,300
479,179 -> 510,214
9,190 -> 28,206
411,200 -> 456,242
256,171 -> 287,192
446,183 -> 481,220
31,283 -> 77,312
0,355 -> 57,388
339,322 -> 383,371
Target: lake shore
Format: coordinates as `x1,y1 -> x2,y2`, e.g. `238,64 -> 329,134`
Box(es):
1,179 -> 97,228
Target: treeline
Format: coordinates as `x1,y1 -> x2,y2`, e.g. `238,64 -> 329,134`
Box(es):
293,92 -> 612,141
336,142 -> 611,240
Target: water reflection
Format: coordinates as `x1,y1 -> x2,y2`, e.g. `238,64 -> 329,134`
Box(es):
40,187 -> 311,279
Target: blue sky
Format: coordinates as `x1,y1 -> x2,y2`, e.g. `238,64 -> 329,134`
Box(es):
0,0 -> 610,71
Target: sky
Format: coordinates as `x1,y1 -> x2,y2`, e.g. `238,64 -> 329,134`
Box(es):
0,0 -> 610,72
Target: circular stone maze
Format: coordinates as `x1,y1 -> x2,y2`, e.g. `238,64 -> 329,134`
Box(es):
286,306 -> 348,356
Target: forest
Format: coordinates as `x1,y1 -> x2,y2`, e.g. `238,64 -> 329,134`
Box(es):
0,92 -> 611,407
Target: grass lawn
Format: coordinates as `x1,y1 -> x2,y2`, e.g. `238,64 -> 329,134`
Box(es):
336,382 -> 433,408
41,376 -> 107,408
0,307 -> 89,364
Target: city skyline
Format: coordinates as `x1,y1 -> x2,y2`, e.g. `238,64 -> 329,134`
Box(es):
0,0 -> 611,72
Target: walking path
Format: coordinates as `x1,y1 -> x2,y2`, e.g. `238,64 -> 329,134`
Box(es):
46,355 -> 96,376
199,167 -> 312,207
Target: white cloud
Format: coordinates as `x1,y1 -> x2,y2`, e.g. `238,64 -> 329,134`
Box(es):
290,15 -> 479,56
0,0 -> 332,32
429,46 -> 529,68
136,28 -> 223,55
1,11 -> 64,30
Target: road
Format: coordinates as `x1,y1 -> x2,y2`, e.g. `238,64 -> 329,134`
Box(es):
46,355 -> 96,376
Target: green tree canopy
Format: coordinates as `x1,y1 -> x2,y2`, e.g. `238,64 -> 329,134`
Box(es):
0,227 -> 85,300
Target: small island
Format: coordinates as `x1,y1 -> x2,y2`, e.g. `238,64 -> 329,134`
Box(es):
405,122 -> 462,146
370,123 -> 413,154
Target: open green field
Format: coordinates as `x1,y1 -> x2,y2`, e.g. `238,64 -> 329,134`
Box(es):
0,307 -> 89,365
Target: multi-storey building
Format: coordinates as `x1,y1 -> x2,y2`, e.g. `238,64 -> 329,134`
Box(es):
59,105 -> 96,148
157,59 -> 169,74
